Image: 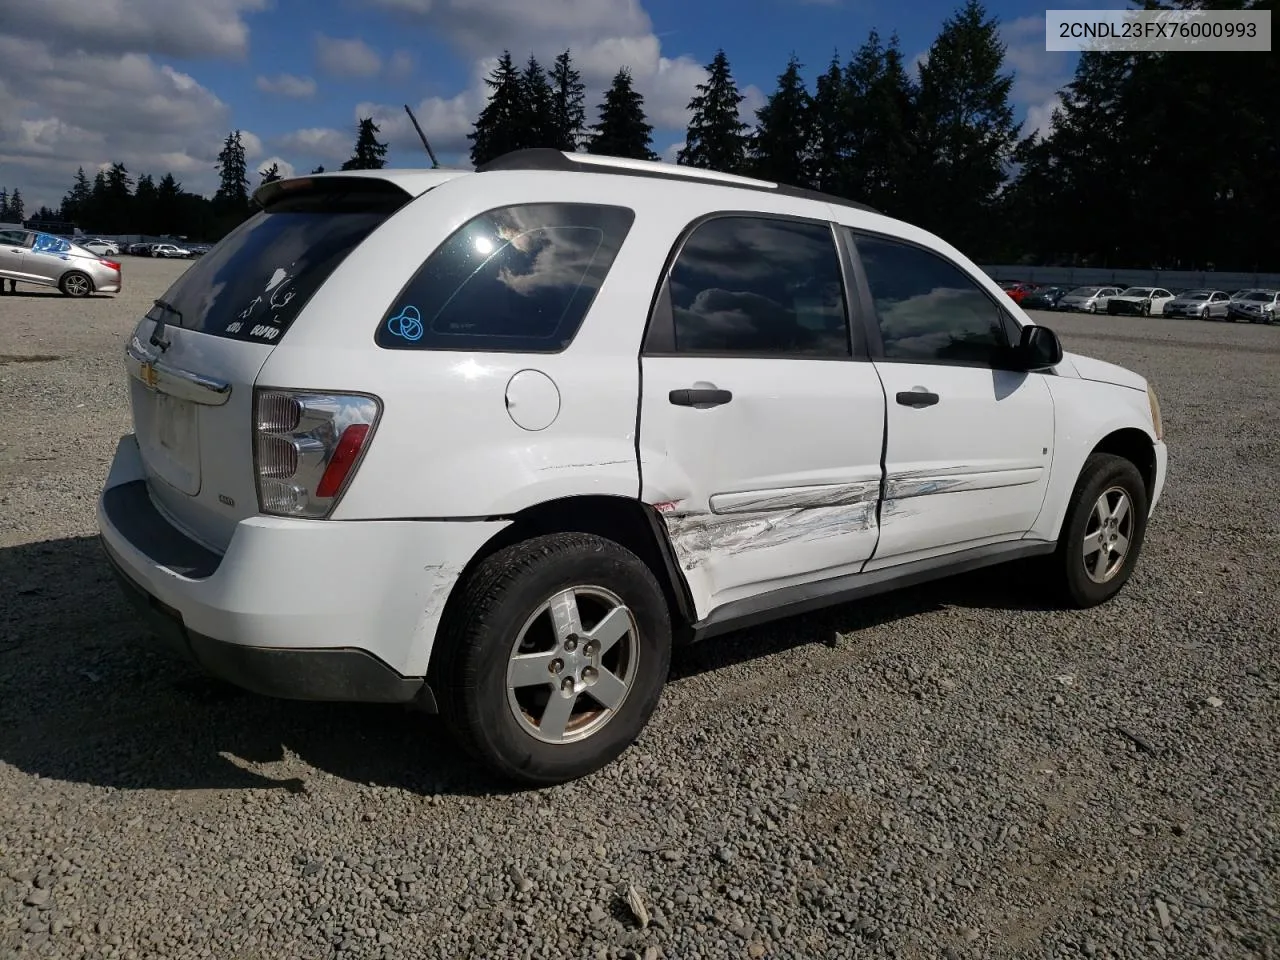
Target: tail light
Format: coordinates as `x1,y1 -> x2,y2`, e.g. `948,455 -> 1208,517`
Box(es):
252,389 -> 381,518
103,260 -> 121,271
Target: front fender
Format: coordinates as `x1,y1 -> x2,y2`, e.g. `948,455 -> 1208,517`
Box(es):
1031,376 -> 1162,542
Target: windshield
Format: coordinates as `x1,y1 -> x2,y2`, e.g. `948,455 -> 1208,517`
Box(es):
1120,287 -> 1153,296
1068,286 -> 1101,296
146,179 -> 408,343
1243,291 -> 1274,302
1181,291 -> 1210,300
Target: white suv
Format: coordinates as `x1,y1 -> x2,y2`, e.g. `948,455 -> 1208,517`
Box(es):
97,150 -> 1169,785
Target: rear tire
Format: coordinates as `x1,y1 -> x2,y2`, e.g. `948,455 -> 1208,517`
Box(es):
433,532 -> 672,786
1050,453 -> 1150,609
59,272 -> 92,298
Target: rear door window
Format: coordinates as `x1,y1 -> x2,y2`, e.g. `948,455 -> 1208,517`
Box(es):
145,178 -> 409,343
374,202 -> 635,353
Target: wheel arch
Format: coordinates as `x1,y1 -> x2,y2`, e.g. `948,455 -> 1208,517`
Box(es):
430,495 -> 697,673
1090,427 -> 1156,503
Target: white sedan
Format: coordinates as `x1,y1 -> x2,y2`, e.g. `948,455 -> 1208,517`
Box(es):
80,239 -> 120,257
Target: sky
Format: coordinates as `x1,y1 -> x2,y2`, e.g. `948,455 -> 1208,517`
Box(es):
0,0 -> 1130,212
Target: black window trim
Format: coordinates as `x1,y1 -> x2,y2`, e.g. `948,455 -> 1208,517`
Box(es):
640,209 -> 870,362
373,200 -> 637,355
841,225 -> 1029,372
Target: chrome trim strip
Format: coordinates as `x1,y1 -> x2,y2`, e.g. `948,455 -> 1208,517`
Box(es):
126,336 -> 231,406
709,479 -> 881,515
886,467 -> 1042,500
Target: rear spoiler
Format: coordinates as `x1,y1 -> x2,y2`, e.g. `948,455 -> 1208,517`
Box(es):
253,169 -> 469,211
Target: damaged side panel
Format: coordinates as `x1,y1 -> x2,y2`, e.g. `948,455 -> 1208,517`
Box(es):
652,479 -> 883,615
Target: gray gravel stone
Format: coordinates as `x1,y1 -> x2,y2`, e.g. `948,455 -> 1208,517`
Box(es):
2,272 -> 1278,959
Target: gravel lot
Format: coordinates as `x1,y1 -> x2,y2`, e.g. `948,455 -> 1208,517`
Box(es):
1,256 -> 1277,960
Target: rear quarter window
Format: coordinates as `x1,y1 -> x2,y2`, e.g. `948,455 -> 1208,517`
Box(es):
145,178 -> 409,343
374,202 -> 635,353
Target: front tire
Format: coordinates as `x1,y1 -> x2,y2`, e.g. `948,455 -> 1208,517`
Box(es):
1051,453 -> 1150,608
59,271 -> 92,298
433,532 -> 673,786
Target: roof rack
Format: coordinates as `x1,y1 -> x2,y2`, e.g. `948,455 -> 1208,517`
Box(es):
475,148 -> 880,215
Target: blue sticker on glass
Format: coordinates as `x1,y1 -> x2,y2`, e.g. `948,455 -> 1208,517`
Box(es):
387,305 -> 424,341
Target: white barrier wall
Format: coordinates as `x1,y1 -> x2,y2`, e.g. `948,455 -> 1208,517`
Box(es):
981,266 -> 1280,290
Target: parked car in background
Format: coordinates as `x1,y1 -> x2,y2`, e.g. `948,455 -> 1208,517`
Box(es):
127,242 -> 153,256
1162,289 -> 1231,320
149,243 -> 192,259
1107,287 -> 1175,316
80,238 -> 120,257
1227,289 -> 1279,324
1021,285 -> 1069,310
1057,285 -> 1122,313
1000,281 -> 1039,304
97,150 -> 1169,785
0,228 -> 122,297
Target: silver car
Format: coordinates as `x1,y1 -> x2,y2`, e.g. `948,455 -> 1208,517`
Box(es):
1057,285 -> 1122,313
0,228 -> 123,297
1162,288 -> 1231,320
1227,289 -> 1279,324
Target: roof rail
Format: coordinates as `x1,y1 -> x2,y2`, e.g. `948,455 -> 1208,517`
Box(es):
474,148 -> 880,215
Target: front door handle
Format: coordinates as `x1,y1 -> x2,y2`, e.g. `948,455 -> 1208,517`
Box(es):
669,387 -> 733,408
896,390 -> 939,408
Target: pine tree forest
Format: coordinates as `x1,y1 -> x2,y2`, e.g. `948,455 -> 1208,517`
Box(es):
21,0 -> 1278,269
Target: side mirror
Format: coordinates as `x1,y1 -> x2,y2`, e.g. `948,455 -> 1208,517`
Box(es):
1016,324 -> 1063,371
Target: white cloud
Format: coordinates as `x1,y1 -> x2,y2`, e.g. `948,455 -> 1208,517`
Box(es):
256,73 -> 317,98
255,156 -> 297,181
1,0 -> 267,60
238,130 -> 264,160
0,34 -> 239,209
661,141 -> 684,163
1000,15 -> 1074,135
274,127 -> 352,165
1024,95 -> 1063,138
315,35 -> 383,78
358,0 -> 720,137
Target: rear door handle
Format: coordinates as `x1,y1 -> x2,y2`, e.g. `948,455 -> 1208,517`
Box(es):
669,387 -> 733,408
896,390 -> 939,408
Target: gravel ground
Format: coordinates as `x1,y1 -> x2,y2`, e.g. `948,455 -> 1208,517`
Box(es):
1,257 -> 1277,959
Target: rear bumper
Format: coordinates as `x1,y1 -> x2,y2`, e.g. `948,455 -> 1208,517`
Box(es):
97,434 -> 509,702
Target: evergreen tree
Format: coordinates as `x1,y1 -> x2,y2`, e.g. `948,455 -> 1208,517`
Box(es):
155,173 -> 183,236
809,53 -> 850,194
907,0 -> 1018,255
468,51 -> 527,167
678,49 -> 749,173
259,162 -> 283,184
549,49 -> 587,151
341,117 -> 388,170
133,174 -> 158,236
749,54 -> 812,187
8,190 -> 23,223
312,165 -> 326,174
102,163 -> 132,233
214,131 -> 250,211
520,56 -> 555,148
61,167 -> 92,224
587,69 -> 658,160
843,31 -> 915,211
0,189 -> 8,222
84,170 -> 109,230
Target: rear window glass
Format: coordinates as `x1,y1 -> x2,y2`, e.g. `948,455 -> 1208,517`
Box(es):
145,180 -> 408,343
374,202 -> 635,353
